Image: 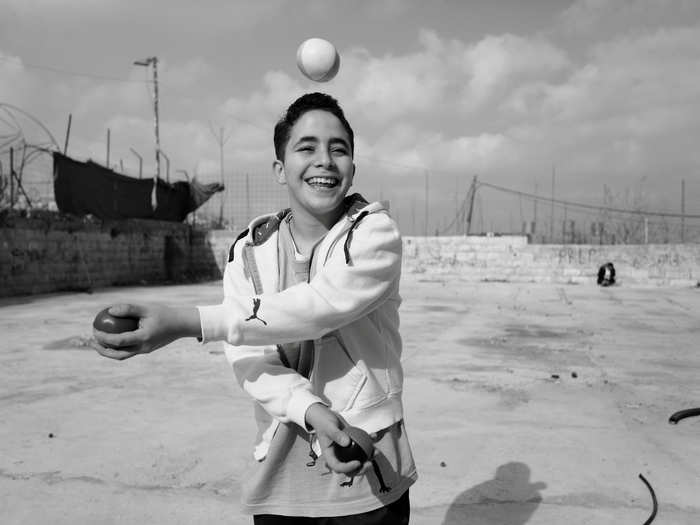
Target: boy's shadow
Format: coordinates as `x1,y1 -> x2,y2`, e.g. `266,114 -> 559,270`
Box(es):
442,462 -> 546,525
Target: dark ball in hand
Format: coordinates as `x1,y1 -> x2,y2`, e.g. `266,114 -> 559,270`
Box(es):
93,307 -> 139,334
334,439 -> 368,463
333,426 -> 374,463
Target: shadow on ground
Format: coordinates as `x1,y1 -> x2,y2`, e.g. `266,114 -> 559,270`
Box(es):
442,462 -> 546,525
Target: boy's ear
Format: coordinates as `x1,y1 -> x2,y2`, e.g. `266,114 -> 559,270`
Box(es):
351,163 -> 356,186
272,160 -> 286,185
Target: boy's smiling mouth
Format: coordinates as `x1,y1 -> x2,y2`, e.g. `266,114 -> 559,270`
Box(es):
306,176 -> 340,189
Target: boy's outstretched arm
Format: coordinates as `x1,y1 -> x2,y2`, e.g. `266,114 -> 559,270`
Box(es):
92,303 -> 200,360
93,211 -> 400,357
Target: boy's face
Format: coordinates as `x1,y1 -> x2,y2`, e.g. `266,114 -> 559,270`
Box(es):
273,109 -> 355,222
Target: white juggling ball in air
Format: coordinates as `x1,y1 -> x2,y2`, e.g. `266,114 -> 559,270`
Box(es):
296,38 -> 340,82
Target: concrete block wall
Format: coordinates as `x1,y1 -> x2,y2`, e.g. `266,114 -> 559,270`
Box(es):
202,232 -> 700,286
402,235 -> 700,286
3,216 -> 700,298
1,212 -> 222,297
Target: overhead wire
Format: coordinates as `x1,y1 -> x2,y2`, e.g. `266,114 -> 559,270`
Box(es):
478,181 -> 700,220
0,55 -> 152,84
428,175 -> 698,239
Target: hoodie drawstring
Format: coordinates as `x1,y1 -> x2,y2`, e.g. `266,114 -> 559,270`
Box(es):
344,211 -> 370,265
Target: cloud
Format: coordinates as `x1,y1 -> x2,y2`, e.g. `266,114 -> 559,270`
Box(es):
334,30 -> 569,123
501,23 -> 700,154
5,5 -> 700,229
356,123 -> 512,176
459,33 -> 570,111
177,19 -> 699,192
160,58 -> 216,92
212,30 -> 545,177
559,0 -> 700,37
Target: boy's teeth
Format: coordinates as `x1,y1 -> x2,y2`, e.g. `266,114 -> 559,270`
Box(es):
307,177 -> 337,186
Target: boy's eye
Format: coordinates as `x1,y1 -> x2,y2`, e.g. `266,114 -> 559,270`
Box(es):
331,147 -> 348,155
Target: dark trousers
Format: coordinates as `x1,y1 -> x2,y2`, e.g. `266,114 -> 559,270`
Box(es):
253,489 -> 410,525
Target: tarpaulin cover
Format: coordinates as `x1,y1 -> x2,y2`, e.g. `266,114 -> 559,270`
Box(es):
53,152 -> 223,222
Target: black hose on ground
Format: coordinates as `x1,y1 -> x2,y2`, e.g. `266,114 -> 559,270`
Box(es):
668,408 -> 700,424
638,473 -> 657,525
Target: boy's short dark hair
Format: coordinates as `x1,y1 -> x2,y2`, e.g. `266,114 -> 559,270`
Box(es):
273,92 -> 354,161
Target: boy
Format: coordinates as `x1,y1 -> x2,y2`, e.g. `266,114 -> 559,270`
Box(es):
94,92 -> 417,523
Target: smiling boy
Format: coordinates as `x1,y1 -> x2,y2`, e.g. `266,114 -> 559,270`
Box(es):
93,93 -> 417,523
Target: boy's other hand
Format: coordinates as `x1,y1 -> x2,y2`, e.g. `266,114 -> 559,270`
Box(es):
92,304 -> 199,360
304,403 -> 364,476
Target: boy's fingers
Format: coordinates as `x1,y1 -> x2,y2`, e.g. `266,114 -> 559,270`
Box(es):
108,303 -> 144,318
93,328 -> 146,348
330,429 -> 351,448
98,347 -> 139,360
89,339 -> 140,360
320,434 -> 363,474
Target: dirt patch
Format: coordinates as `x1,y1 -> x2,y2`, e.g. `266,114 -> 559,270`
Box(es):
503,325 -> 569,339
432,377 -> 530,407
43,336 -> 93,350
419,304 -> 460,313
457,337 -> 593,368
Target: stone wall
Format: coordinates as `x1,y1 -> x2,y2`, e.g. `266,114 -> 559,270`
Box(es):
401,235 -> 700,286
0,211 -> 222,297
3,217 -> 700,298
201,232 -> 700,286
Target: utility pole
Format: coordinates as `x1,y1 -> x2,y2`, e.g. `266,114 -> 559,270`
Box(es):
533,181 -> 538,241
134,56 -> 161,183
106,128 -> 110,167
465,175 -> 478,235
454,175 -> 459,235
424,171 -> 429,236
550,165 -> 555,243
9,147 -> 14,208
681,179 -> 686,243
64,114 -> 72,154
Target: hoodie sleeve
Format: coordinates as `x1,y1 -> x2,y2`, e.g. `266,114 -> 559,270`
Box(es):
198,211 -> 401,347
221,238 -> 326,429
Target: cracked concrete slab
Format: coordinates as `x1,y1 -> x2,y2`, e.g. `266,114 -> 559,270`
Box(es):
1,276 -> 699,524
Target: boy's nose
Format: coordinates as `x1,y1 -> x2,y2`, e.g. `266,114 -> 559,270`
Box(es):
314,148 -> 334,167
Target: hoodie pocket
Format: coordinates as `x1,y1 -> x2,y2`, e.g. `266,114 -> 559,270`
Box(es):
313,335 -> 368,412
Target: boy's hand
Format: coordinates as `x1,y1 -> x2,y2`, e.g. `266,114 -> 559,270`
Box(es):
304,403 -> 365,476
92,304 -> 200,360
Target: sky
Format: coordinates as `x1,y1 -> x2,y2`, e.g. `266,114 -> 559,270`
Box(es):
1,0 -> 700,235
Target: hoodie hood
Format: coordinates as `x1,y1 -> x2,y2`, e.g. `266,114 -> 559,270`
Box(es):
229,193 -> 387,263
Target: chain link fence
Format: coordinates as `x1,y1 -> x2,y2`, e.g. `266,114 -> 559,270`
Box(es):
3,146 -> 699,245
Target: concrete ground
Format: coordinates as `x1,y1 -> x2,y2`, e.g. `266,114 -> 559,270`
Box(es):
1,274 -> 699,524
